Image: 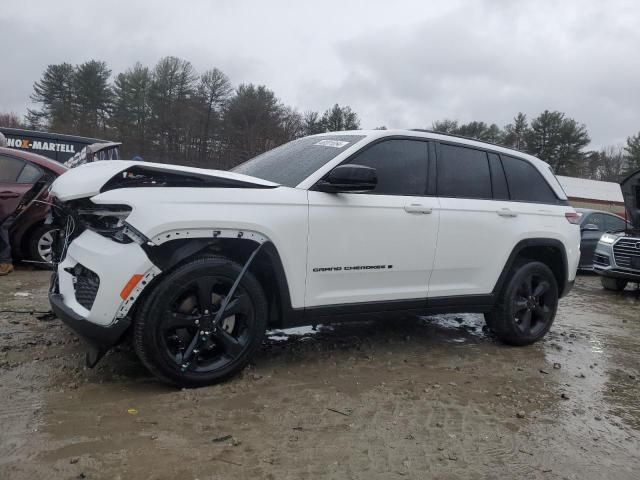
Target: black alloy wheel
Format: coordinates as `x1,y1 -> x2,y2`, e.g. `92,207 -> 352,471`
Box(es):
161,276 -> 254,372
134,255 -> 268,387
511,273 -> 555,337
485,261 -> 559,346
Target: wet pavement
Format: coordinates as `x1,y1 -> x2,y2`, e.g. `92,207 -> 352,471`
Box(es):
1,269 -> 639,479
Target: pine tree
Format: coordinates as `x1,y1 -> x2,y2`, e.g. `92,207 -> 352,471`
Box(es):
432,119 -> 458,133
525,110 -> 589,175
149,56 -> 197,161
112,63 -> 152,157
624,132 -> 640,175
73,60 -> 113,137
503,113 -> 528,150
222,84 -> 285,167
28,63 -> 76,131
321,104 -> 360,131
302,111 -> 324,135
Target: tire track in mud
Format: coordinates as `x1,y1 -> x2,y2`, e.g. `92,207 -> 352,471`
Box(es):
0,351 -> 47,471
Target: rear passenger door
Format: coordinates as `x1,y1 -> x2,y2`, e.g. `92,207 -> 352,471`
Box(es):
428,145 -> 566,299
428,143 -> 516,299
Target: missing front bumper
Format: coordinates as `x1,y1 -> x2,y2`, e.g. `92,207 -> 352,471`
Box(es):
49,292 -> 131,367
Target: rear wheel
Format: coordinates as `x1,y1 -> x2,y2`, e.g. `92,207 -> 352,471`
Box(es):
485,261 -> 558,346
134,255 -> 268,387
601,277 -> 627,291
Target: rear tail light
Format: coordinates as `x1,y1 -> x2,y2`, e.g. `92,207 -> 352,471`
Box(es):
565,212 -> 581,224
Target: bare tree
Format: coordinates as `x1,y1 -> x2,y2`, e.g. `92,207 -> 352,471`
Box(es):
195,69 -> 232,163
585,146 -> 626,181
0,112 -> 24,128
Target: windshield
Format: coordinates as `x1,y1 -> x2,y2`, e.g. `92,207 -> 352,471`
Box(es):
232,135 -> 365,187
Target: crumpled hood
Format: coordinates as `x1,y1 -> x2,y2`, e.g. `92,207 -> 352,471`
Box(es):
50,160 -> 279,201
621,169 -> 640,228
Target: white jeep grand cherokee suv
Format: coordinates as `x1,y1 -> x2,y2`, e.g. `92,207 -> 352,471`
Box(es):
48,130 -> 580,387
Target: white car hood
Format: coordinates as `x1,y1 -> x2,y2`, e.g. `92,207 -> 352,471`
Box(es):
50,160 -> 279,201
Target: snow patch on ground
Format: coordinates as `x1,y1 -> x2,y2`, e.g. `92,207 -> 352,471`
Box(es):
419,313 -> 487,338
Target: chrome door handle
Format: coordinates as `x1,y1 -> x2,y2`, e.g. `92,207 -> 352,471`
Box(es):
497,208 -> 517,218
404,204 -> 433,214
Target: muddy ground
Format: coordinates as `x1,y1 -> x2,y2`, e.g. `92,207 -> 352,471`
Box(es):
1,269 -> 639,480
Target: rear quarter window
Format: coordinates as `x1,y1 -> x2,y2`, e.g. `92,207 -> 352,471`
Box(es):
501,155 -> 558,204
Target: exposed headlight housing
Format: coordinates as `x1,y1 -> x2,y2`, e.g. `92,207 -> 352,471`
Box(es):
76,204 -> 138,244
599,233 -> 618,245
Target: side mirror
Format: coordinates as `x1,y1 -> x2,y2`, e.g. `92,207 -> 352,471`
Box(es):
316,164 -> 377,193
581,224 -> 599,232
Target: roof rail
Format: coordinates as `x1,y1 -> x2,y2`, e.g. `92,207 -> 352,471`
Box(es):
409,128 -> 515,151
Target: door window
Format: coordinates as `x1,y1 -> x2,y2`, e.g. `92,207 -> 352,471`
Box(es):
0,156 -> 26,183
346,139 -> 428,195
16,164 -> 42,184
604,214 -> 626,232
488,152 -> 509,200
585,213 -> 606,230
437,144 -> 492,199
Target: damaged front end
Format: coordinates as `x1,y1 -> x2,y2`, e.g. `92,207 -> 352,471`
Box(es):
47,160 -> 279,367
48,197 -> 158,367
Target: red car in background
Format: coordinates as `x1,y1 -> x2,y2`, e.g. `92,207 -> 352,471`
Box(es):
0,147 -> 67,266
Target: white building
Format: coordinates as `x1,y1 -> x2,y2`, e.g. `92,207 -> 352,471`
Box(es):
556,176 -> 625,215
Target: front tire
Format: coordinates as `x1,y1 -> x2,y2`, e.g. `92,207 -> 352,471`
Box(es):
485,261 -> 558,346
600,277 -> 627,291
134,255 -> 268,387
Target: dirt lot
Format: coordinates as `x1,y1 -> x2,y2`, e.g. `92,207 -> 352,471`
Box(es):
1,269 -> 639,480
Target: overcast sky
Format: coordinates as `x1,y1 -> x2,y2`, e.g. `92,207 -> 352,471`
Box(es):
1,0 -> 638,148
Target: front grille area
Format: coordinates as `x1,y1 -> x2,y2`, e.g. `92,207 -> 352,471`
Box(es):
72,264 -> 100,310
593,253 -> 610,267
613,238 -> 640,269
50,199 -> 86,264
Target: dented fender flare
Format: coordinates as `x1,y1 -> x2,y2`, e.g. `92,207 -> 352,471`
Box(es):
136,228 -> 297,328
141,227 -> 270,271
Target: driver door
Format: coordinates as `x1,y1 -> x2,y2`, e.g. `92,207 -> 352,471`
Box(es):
305,138 -> 439,308
580,213 -> 606,267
